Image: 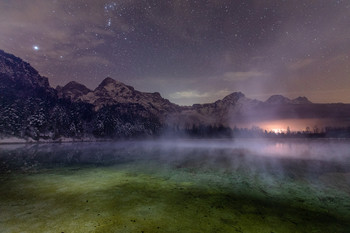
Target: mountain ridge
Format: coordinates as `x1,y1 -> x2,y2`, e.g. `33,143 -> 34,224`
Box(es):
0,49 -> 55,98
0,50 -> 162,140
265,95 -> 312,105
57,78 -> 315,108
1,49 -> 350,140
57,77 -> 180,117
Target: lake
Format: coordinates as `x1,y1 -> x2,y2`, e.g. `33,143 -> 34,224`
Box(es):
0,139 -> 349,232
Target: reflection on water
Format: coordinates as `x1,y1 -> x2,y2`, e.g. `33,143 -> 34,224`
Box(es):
1,139 -> 350,174
0,139 -> 349,232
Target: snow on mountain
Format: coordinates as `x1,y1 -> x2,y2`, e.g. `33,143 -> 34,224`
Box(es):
0,50 -> 161,140
1,49 -> 349,140
57,77 -> 180,117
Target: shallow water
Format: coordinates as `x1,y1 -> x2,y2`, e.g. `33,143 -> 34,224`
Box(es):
0,139 -> 349,232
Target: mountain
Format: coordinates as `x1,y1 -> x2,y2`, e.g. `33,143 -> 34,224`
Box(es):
170,92 -> 261,127
171,92 -> 313,127
1,49 -> 350,141
292,96 -> 312,104
265,95 -> 312,104
56,81 -> 91,100
0,50 -> 161,140
56,77 -> 180,120
0,49 -> 55,98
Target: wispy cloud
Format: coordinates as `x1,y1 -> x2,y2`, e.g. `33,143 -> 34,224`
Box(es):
169,91 -> 209,99
223,71 -> 268,81
168,89 -> 235,105
288,58 -> 314,71
75,55 -> 112,66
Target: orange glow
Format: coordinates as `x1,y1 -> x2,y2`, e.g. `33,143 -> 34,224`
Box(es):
271,128 -> 286,134
259,120 -> 308,132
234,118 -> 349,133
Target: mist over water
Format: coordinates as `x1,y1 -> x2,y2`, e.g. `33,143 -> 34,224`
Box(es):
0,139 -> 350,232
1,139 -> 350,189
2,138 -> 350,170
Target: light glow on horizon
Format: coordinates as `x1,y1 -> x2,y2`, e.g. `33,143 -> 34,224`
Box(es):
271,128 -> 286,134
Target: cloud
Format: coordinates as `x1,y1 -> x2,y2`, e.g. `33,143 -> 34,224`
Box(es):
1,0 -> 349,104
168,89 -> 235,106
223,71 -> 268,81
169,91 -> 209,99
288,58 -> 314,71
75,55 -> 112,66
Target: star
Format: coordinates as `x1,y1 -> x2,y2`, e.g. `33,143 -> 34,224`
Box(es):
0,0 -> 348,105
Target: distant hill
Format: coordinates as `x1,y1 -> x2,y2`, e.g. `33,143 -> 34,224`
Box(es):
1,49 -> 350,141
265,95 -> 312,105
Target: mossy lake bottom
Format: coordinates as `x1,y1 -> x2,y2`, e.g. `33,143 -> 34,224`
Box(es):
0,139 -> 349,232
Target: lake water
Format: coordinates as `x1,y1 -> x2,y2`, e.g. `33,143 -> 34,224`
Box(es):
0,139 -> 349,232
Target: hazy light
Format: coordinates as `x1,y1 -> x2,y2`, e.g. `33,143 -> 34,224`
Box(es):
32,45 -> 39,51
271,128 -> 286,134
242,118 -> 348,133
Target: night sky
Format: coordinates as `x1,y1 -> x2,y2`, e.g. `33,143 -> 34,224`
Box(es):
0,0 -> 349,105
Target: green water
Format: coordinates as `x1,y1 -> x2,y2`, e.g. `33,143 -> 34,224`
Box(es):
0,139 -> 349,232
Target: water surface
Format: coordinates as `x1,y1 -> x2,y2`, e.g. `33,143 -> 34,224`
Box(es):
0,139 -> 349,232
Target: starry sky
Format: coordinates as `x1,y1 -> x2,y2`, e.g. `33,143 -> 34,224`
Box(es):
0,0 -> 349,105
